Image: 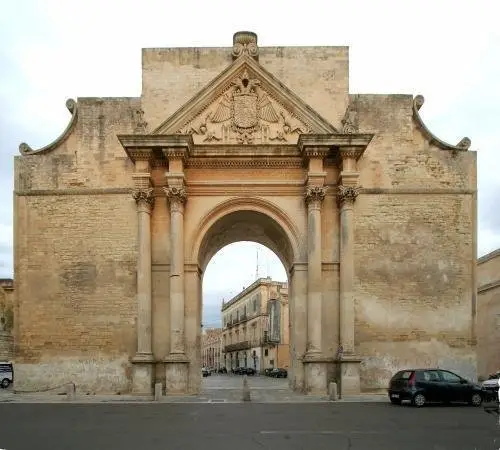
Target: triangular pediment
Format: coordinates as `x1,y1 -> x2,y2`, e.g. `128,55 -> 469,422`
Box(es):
153,55 -> 337,144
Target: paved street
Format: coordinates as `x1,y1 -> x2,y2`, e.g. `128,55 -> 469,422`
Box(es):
0,402 -> 498,450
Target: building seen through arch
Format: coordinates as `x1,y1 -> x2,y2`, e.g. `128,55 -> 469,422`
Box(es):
221,277 -> 289,373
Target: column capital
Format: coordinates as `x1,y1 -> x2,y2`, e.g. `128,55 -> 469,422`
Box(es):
305,185 -> 327,206
337,185 -> 361,207
132,187 -> 155,210
164,186 -> 187,212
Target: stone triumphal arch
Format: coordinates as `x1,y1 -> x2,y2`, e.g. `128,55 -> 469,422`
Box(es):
14,32 -> 477,396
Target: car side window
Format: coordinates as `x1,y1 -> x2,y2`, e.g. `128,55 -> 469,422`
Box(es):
423,370 -> 441,382
440,370 -> 462,383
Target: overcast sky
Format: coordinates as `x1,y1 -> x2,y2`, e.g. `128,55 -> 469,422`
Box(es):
1,0 -> 498,327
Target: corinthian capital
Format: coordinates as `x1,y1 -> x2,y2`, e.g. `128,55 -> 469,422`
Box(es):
132,188 -> 155,208
164,186 -> 187,212
305,186 -> 327,205
337,185 -> 361,206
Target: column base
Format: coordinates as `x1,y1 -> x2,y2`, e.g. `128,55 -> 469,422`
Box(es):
336,355 -> 362,398
131,353 -> 155,395
164,353 -> 190,394
303,352 -> 329,395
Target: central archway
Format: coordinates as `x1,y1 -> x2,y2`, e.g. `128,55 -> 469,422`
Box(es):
188,198 -> 306,394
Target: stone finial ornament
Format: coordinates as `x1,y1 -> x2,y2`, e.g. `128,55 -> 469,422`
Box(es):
232,31 -> 258,60
134,109 -> 148,134
341,103 -> 359,134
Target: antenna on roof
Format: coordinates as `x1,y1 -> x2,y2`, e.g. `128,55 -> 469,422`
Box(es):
255,244 -> 259,280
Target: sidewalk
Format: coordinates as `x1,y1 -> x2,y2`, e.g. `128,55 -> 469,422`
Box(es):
0,388 -> 388,404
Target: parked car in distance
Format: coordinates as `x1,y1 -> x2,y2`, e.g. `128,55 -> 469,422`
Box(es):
233,367 -> 256,375
481,372 -> 500,402
264,368 -> 274,376
388,368 -> 483,407
0,362 -> 13,388
270,368 -> 288,378
202,367 -> 211,377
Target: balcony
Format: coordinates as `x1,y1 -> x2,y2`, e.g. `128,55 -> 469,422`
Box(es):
224,341 -> 251,352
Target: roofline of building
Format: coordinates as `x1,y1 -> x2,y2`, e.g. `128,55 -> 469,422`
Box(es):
221,277 -> 287,311
478,248 -> 500,265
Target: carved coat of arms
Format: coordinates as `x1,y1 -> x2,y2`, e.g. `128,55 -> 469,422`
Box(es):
181,69 -> 310,144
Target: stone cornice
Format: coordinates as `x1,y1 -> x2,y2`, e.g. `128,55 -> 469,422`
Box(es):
478,279 -> 500,294
478,248 -> 500,265
19,99 -> 78,156
13,186 -> 477,197
412,95 -> 471,152
117,134 -> 194,162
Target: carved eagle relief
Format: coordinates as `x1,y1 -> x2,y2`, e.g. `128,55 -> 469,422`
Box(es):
179,69 -> 311,144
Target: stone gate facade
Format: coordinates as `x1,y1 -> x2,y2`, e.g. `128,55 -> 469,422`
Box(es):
13,32 -> 477,395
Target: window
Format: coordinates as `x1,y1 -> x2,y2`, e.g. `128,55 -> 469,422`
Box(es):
253,298 -> 257,312
264,349 -> 268,356
422,370 -> 440,382
440,370 -> 462,383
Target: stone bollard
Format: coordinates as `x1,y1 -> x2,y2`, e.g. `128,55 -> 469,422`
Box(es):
242,375 -> 251,402
66,382 -> 76,401
154,383 -> 163,402
328,382 -> 338,401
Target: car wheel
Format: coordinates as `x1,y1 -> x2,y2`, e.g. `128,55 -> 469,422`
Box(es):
390,398 -> 402,405
1,378 -> 10,388
470,393 -> 482,407
412,393 -> 426,407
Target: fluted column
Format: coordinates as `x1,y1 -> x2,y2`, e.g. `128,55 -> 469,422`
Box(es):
164,186 -> 188,358
337,185 -> 360,355
304,186 -> 327,356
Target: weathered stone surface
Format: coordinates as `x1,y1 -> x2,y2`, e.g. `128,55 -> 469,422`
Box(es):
12,32 -> 477,395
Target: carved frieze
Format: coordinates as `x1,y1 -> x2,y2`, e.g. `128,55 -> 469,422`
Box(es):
305,186 -> 327,205
132,188 -> 155,208
164,186 -> 187,212
337,185 -> 361,206
177,69 -> 312,145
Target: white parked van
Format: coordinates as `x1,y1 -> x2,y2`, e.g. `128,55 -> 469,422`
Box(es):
0,362 -> 13,388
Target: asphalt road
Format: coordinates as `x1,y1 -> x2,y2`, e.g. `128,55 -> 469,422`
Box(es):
0,402 -> 499,450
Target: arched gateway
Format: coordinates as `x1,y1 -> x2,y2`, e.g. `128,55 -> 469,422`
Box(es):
13,32 -> 477,396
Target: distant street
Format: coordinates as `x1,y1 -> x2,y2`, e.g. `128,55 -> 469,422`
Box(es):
0,402 -> 498,450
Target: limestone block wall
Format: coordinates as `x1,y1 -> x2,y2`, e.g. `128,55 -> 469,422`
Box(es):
477,249 -> 500,377
14,98 -> 141,393
353,94 -> 477,390
141,46 -> 349,131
